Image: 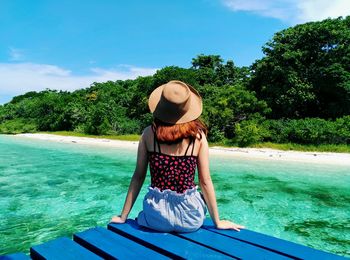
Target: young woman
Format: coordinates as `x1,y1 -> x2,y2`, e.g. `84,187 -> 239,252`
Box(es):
111,80 -> 244,232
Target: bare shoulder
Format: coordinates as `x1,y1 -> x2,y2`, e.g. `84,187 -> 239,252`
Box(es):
196,131 -> 209,159
142,125 -> 153,137
196,130 -> 208,148
197,130 -> 208,140
140,125 -> 153,150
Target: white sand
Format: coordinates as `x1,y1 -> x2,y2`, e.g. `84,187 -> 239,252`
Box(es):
15,133 -> 350,166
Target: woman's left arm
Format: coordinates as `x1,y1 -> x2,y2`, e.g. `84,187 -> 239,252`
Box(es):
110,131 -> 148,223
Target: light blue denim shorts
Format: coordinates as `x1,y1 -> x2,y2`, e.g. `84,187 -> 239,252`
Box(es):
137,186 -> 207,233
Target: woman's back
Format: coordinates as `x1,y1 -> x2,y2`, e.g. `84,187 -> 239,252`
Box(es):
145,125 -> 200,193
143,125 -> 202,156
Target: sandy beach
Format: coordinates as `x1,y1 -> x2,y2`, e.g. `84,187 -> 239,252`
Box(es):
15,133 -> 350,166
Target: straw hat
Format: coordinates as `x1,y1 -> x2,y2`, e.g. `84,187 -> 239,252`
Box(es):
148,80 -> 202,124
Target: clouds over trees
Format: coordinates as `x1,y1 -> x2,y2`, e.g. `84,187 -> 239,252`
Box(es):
223,0 -> 350,24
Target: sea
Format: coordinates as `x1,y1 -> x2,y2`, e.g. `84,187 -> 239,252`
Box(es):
0,135 -> 349,257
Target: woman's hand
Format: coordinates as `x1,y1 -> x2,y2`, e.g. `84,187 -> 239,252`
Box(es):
216,220 -> 245,231
110,215 -> 126,224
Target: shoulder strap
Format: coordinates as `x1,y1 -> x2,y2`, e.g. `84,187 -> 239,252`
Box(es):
184,137 -> 193,156
191,137 -> 196,156
153,129 -> 161,153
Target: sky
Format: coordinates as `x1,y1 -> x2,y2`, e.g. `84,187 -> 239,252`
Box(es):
1,0 -> 349,104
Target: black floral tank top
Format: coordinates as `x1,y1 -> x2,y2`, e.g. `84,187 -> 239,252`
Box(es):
149,130 -> 197,193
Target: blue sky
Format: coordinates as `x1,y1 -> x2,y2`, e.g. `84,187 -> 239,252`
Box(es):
1,0 -> 349,104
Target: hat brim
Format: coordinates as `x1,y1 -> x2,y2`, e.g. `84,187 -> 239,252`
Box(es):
148,82 -> 202,124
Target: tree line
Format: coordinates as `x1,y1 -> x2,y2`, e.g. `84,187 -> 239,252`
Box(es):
1,16 -> 349,147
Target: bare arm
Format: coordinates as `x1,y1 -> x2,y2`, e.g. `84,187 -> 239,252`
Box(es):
110,131 -> 148,223
197,134 -> 244,231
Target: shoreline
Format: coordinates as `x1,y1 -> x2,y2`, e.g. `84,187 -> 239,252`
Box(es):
13,133 -> 350,166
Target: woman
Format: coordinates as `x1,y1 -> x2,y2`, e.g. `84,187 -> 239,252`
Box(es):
111,80 -> 244,232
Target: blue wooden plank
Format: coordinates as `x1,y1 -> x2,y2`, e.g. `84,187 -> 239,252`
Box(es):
30,236 -> 102,260
202,219 -> 346,260
73,226 -> 169,260
176,227 -> 291,259
108,220 -> 231,259
0,253 -> 29,260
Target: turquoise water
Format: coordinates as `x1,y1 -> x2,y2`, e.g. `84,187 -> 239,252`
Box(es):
0,135 -> 349,257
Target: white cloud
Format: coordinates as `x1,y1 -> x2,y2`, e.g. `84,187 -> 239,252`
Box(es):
0,62 -> 158,103
9,47 -> 25,61
223,0 -> 350,24
296,0 -> 350,23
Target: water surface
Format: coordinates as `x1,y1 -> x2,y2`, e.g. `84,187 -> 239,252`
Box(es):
0,135 -> 349,256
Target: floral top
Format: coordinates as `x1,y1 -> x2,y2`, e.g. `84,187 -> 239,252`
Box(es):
149,130 -> 197,193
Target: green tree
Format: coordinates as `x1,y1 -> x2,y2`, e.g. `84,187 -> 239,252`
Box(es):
191,54 -> 242,86
198,84 -> 270,140
153,66 -> 198,88
250,16 -> 350,119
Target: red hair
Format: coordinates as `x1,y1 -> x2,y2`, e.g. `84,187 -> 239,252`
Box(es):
153,118 -> 208,144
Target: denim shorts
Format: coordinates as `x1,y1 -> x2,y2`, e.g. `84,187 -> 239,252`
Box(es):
137,186 -> 207,233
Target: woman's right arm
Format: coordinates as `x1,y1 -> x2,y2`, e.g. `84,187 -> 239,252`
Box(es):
110,130 -> 149,223
197,134 -> 245,231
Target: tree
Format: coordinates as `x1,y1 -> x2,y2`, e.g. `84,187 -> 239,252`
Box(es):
191,54 -> 242,86
198,84 -> 270,140
153,66 -> 198,88
192,54 -> 223,70
250,16 -> 350,119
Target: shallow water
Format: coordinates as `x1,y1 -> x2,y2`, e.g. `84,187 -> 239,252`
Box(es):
0,135 -> 349,257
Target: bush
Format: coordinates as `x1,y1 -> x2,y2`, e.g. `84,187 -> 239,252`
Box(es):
263,116 -> 350,145
113,119 -> 141,135
207,126 -> 225,142
234,120 -> 268,147
97,117 -> 112,135
262,120 -> 289,143
0,118 -> 37,134
335,116 -> 350,144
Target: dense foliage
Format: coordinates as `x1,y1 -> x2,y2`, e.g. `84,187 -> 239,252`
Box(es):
1,17 -> 349,147
250,16 -> 350,119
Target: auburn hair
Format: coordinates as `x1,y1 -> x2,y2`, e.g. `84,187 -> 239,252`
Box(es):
152,118 -> 208,144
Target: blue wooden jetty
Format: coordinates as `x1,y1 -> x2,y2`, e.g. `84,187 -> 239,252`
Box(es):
1,218 -> 345,259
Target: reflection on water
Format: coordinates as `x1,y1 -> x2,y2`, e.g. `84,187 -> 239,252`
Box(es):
0,135 -> 349,257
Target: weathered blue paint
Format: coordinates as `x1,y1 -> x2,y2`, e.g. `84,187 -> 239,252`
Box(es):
0,253 -> 29,260
2,218 -> 346,259
176,227 -> 290,259
108,219 -> 230,259
74,226 -> 169,259
202,219 -> 346,260
30,236 -> 102,260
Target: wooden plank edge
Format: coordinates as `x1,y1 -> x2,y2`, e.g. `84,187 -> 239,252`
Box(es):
72,232 -> 117,260
173,230 -> 286,260
29,236 -> 102,260
0,253 -> 29,260
107,222 -> 186,260
30,246 -> 48,260
201,220 -> 345,259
